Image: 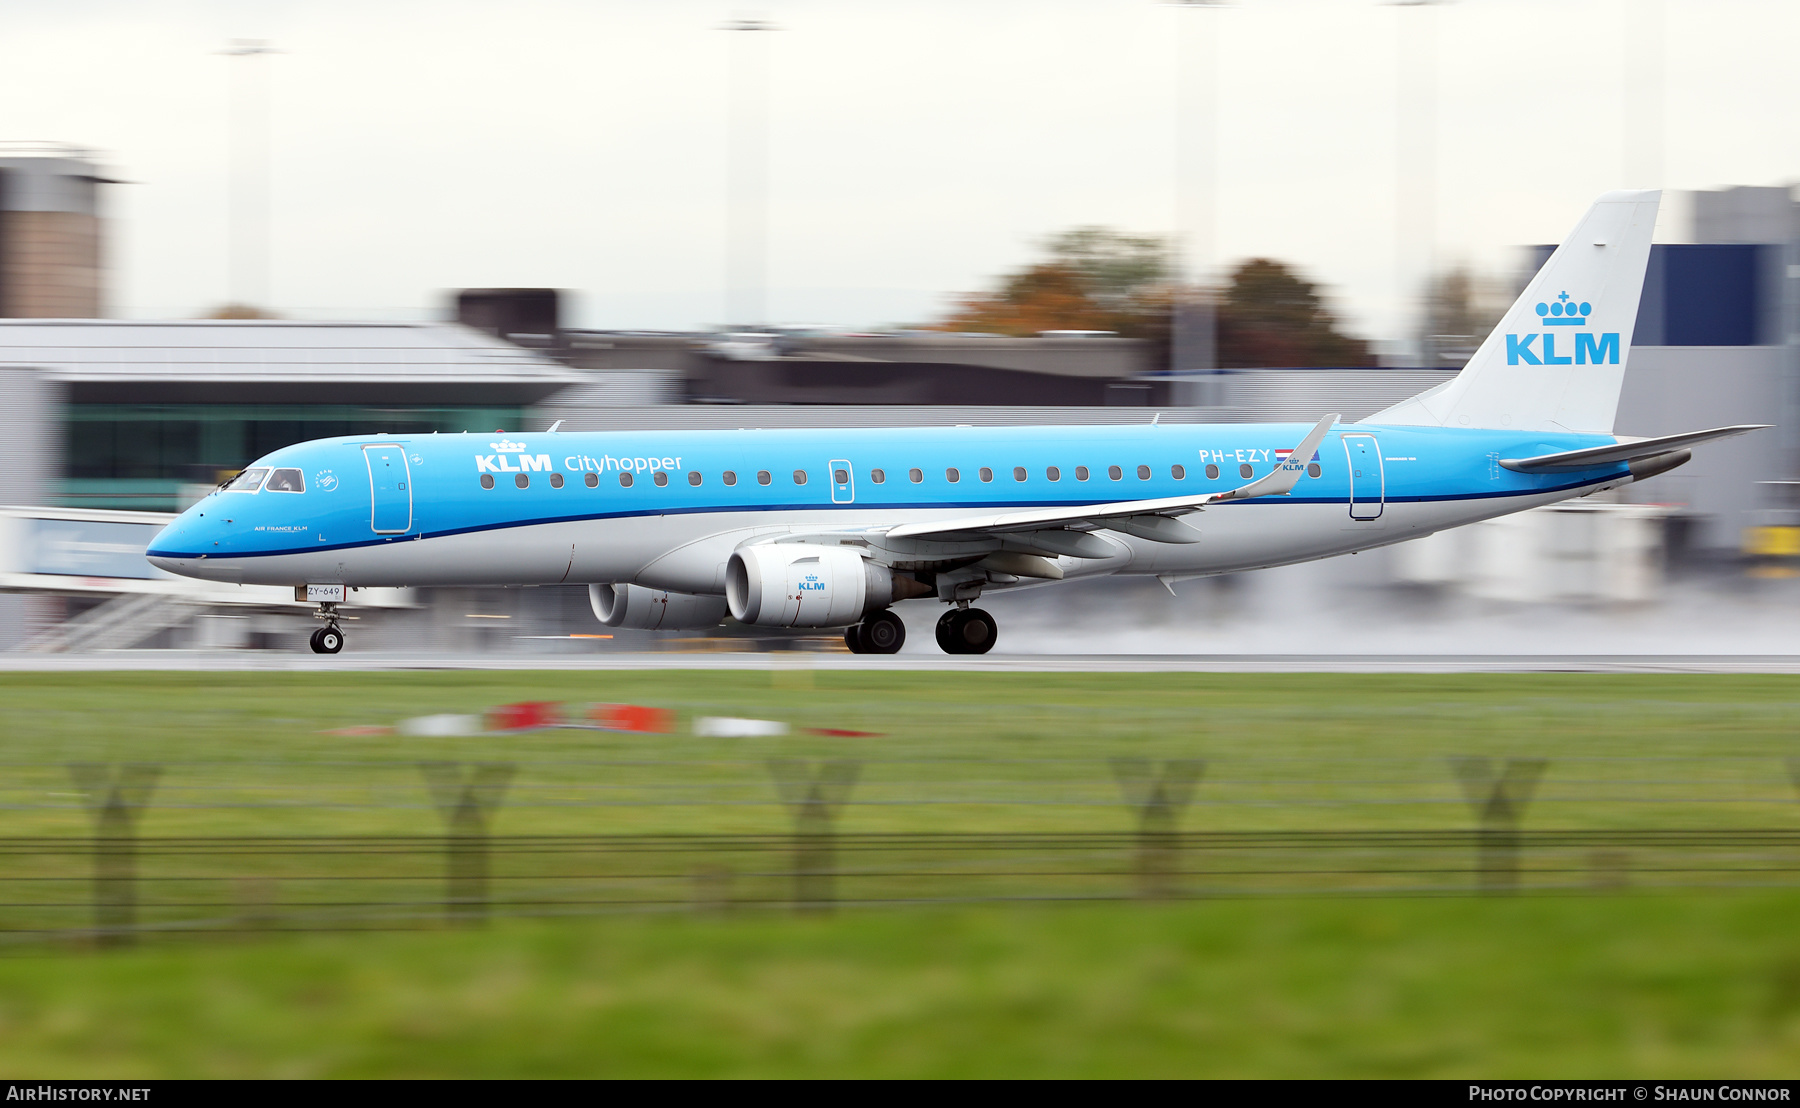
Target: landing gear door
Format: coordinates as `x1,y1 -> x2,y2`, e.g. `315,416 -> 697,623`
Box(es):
1343,434 -> 1384,521
829,459 -> 854,504
364,444 -> 413,533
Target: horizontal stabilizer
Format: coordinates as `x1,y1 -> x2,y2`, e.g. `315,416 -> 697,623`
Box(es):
1498,425 -> 1768,471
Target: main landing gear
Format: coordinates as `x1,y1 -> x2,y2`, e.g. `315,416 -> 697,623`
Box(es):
844,609 -> 906,655
309,603 -> 345,655
935,606 -> 997,655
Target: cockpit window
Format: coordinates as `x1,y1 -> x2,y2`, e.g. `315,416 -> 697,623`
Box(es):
224,467 -> 269,492
264,468 -> 305,493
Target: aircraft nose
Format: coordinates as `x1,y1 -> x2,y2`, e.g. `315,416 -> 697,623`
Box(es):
145,510 -> 209,571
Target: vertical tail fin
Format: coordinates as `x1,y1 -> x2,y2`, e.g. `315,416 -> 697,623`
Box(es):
1369,190 -> 1660,433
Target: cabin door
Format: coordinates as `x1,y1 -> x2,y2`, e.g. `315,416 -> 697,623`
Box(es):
364,444 -> 413,533
829,459 -> 855,504
1343,435 -> 1384,521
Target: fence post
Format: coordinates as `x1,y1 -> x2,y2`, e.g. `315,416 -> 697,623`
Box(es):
1111,758 -> 1205,899
68,763 -> 161,946
1450,757 -> 1547,895
419,762 -> 516,926
767,758 -> 861,912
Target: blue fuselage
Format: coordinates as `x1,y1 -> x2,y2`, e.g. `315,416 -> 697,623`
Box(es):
145,423 -> 1625,585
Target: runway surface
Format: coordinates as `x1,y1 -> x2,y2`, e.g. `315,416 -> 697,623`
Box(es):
5,651 -> 1800,673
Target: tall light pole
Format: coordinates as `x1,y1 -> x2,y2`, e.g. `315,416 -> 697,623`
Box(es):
1393,1 -> 1441,367
724,16 -> 775,329
1622,0 -> 1664,188
221,39 -> 277,315
1171,1 -> 1224,398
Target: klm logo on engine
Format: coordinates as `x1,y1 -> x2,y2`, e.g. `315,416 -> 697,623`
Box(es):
1506,290 -> 1619,366
796,573 -> 825,592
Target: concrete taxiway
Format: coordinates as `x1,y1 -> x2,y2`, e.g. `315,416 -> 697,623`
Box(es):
3,652 -> 1800,673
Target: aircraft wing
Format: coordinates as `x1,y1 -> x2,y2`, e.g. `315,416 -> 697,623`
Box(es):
1498,425 -> 1768,472
880,413 -> 1340,546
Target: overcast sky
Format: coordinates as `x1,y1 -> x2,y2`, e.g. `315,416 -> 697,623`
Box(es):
5,0 -> 1796,342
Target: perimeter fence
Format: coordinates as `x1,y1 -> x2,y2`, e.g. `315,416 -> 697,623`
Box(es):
5,751 -> 1800,943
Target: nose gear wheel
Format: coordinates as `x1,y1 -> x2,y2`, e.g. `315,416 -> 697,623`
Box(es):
309,601 -> 345,654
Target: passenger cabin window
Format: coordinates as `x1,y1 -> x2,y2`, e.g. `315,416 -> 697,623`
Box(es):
979,467 -> 993,482
946,468 -> 960,483
585,472 -> 599,488
515,473 -> 530,489
1075,466 -> 1089,481
1108,466 -> 1122,481
1307,463 -> 1321,478
724,470 -> 738,486
1012,467 -> 1026,482
264,468 -> 305,493
688,471 -> 702,486
550,473 -> 565,489
653,471 -> 669,487
1205,464 -> 1219,480
1136,465 -> 1151,480
792,470 -> 808,485
834,468 -> 849,484
480,473 -> 495,489
620,472 -> 634,487
909,468 -> 922,483
225,467 -> 268,492
1046,466 -> 1060,482
871,469 -> 886,484
1238,463 -> 1253,479
1171,464 -> 1185,480
757,470 -> 772,485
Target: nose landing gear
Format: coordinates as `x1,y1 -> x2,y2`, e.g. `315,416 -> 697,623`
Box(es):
935,606 -> 997,655
309,603 -> 345,654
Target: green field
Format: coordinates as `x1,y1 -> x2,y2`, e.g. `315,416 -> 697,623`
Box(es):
1,670 -> 1799,1076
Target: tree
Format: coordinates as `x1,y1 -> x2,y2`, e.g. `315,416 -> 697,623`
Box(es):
936,230 -> 1372,369
1039,228 -> 1170,314
935,228 -> 1173,340
1215,259 -> 1373,368
1419,267 -> 1506,368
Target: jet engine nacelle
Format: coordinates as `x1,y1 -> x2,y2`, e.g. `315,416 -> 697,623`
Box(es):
589,583 -> 729,630
727,544 -> 901,628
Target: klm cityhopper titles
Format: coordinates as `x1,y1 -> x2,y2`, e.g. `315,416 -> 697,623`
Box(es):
147,191 -> 1763,655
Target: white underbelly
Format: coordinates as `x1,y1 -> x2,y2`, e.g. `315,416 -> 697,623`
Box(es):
194,484 -> 1606,590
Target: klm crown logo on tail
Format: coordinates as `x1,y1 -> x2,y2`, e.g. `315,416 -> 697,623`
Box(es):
1364,189 -> 1657,432
1506,290 -> 1620,367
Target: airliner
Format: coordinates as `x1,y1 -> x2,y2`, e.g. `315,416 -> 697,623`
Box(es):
147,191 -> 1762,654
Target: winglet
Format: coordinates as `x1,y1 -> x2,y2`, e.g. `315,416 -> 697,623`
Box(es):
1210,413 -> 1339,502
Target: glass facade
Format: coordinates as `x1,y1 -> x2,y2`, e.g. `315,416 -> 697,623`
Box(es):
61,403 -> 525,510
